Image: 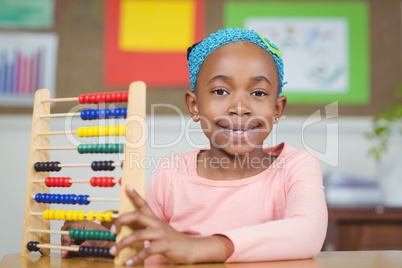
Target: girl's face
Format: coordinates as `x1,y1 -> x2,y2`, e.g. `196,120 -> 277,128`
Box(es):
185,41 -> 287,156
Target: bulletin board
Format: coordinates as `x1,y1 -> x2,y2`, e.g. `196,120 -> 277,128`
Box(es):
0,0 -> 400,116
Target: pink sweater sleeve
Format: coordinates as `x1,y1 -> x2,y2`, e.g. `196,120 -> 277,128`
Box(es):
220,152 -> 328,262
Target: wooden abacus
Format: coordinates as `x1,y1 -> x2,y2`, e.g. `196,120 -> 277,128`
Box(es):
21,81 -> 146,265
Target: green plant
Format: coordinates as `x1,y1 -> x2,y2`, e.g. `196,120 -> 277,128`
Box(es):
365,84 -> 402,162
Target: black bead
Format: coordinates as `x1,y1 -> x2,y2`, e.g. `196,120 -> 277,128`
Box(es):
54,161 -> 61,171
27,241 -> 39,251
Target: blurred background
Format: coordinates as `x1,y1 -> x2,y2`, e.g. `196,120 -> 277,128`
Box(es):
1,0 -> 402,259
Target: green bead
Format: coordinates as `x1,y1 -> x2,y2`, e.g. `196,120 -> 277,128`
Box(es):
77,144 -> 84,154
118,144 -> 124,153
98,231 -> 105,240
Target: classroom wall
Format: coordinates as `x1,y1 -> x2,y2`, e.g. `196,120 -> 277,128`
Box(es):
0,114 -> 378,259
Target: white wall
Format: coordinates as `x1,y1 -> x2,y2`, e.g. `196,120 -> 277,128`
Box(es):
0,114 -> 378,259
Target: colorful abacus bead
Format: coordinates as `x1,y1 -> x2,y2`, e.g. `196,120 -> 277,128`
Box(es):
27,241 -> 40,252
35,193 -> 90,205
78,246 -> 114,258
77,143 -> 124,154
80,108 -> 127,120
76,125 -> 126,137
90,177 -> 115,187
34,161 -> 61,172
45,177 -> 72,187
69,228 -> 116,241
78,91 -> 128,104
91,161 -> 116,171
42,210 -> 113,221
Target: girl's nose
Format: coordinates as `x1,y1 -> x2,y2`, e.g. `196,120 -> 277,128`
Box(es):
227,100 -> 251,116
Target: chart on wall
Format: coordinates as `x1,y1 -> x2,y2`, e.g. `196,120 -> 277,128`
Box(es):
104,0 -> 205,88
225,1 -> 369,105
0,33 -> 58,107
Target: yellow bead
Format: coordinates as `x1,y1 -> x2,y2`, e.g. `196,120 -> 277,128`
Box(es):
104,211 -> 113,222
67,210 -> 74,221
87,211 -> 96,221
82,127 -> 89,137
60,210 -> 67,220
105,126 -> 109,136
119,125 -> 126,136
98,126 -> 105,136
72,211 -> 79,221
55,210 -> 61,220
96,211 -> 104,222
88,127 -> 94,137
79,211 -> 86,221
76,128 -> 83,137
48,210 -> 55,220
93,126 -> 99,137
108,126 -> 115,136
43,210 -> 50,220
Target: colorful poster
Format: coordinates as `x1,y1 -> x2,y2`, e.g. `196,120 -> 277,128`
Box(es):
104,0 -> 205,88
0,0 -> 54,29
225,2 -> 369,105
0,33 -> 58,107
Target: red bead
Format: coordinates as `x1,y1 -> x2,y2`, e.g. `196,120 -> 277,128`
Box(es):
64,177 -> 72,187
105,93 -> 112,103
54,177 -> 60,187
121,92 -> 128,102
101,177 -> 108,187
119,177 -> 122,185
110,93 -> 116,102
115,92 -> 122,102
90,177 -> 97,187
100,93 -> 106,102
45,177 -> 51,187
90,93 -> 97,103
95,93 -> 101,103
78,95 -> 85,104
108,177 -> 115,187
84,94 -> 91,104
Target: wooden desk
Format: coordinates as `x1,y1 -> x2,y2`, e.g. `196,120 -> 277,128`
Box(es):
325,206 -> 402,250
1,251 -> 402,268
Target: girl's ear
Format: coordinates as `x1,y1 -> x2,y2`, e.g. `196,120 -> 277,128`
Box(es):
185,90 -> 200,121
274,95 -> 287,122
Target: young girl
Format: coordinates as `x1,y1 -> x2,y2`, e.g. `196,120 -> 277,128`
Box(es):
61,27 -> 327,265
108,28 -> 328,265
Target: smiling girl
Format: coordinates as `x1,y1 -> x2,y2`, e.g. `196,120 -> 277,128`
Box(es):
108,27 -> 328,266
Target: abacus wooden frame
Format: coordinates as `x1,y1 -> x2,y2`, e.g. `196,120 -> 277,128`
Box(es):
21,81 -> 147,266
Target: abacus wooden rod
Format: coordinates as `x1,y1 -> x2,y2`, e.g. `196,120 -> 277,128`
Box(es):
31,195 -> 120,202
37,130 -> 75,136
42,97 -> 79,103
30,212 -> 119,218
30,229 -> 69,235
37,146 -> 76,151
58,163 -> 122,168
36,243 -> 80,252
40,113 -> 80,119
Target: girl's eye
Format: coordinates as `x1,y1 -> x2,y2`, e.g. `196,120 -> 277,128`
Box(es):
251,91 -> 267,97
213,89 -> 228,95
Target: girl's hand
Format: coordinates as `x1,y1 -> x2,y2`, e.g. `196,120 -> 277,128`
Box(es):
60,220 -> 114,258
109,185 -> 234,266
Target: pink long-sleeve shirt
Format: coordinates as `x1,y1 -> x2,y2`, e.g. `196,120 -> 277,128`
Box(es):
146,143 -> 328,262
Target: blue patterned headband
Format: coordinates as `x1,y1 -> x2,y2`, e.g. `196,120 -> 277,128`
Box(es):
188,27 -> 285,95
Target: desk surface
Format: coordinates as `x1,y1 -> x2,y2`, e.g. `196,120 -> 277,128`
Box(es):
1,251 -> 402,268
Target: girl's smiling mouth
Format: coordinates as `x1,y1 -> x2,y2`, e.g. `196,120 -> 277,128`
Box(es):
218,123 -> 261,134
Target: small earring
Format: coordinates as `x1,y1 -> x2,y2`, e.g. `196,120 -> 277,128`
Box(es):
193,115 -> 197,118
275,116 -> 279,123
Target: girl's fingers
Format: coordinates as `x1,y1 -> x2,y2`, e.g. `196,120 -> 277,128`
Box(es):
109,229 -> 160,256
124,242 -> 166,266
125,185 -> 154,216
111,211 -> 159,235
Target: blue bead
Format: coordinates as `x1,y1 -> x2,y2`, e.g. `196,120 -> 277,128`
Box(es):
54,194 -> 60,203
99,109 -> 106,119
35,193 -> 41,203
59,194 -> 66,204
122,108 -> 127,117
80,110 -> 86,120
70,194 -> 77,205
90,110 -> 97,120
49,194 -> 55,203
109,108 -> 116,117
76,195 -> 83,205
95,109 -> 99,119
42,193 -> 49,203
115,108 -> 121,117
83,195 -> 90,205
105,109 -> 110,118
